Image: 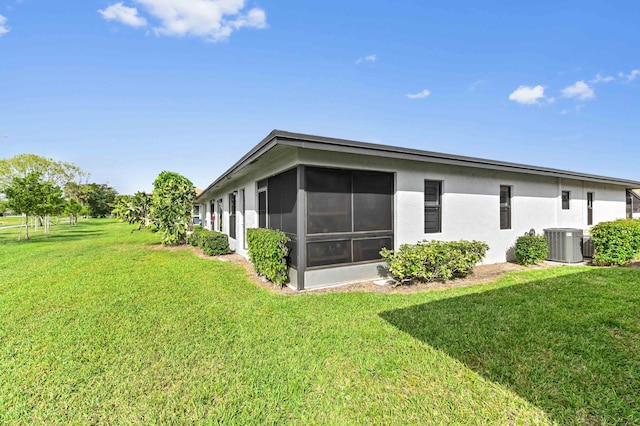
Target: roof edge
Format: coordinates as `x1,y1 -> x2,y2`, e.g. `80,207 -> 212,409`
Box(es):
197,130 -> 640,200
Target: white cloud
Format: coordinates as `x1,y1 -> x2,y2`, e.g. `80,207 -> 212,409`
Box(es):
0,14 -> 10,36
589,73 -> 614,84
508,85 -> 546,105
99,3 -> 148,27
469,79 -> 484,91
406,89 -> 431,99
561,80 -> 595,101
99,0 -> 267,42
618,69 -> 639,82
355,54 -> 377,65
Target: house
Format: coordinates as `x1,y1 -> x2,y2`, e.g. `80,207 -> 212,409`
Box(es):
196,130 -> 640,291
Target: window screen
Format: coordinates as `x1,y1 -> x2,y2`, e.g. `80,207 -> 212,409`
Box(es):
304,167 -> 394,268
424,180 -> 442,233
306,168 -> 352,234
353,237 -> 393,263
353,172 -> 393,232
258,190 -> 267,228
268,168 -> 297,234
229,193 -> 236,239
562,191 -> 570,210
307,240 -> 352,267
500,186 -> 511,230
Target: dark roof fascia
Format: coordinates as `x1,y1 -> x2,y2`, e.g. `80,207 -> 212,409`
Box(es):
197,130 -> 640,200
273,130 -> 640,187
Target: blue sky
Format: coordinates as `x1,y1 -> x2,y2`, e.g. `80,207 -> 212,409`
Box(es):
1,0 -> 639,194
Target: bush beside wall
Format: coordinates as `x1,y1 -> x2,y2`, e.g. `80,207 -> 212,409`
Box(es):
246,228 -> 290,286
591,219 -> 640,266
380,240 -> 489,283
188,226 -> 230,256
514,235 -> 549,266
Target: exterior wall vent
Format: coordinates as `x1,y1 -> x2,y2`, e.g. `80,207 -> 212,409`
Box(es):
544,228 -> 584,263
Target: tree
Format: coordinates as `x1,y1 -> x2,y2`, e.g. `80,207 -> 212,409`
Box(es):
5,172 -> 62,240
0,154 -> 86,192
83,183 -> 118,218
35,180 -> 65,234
151,171 -> 196,245
65,199 -> 84,225
116,191 -> 152,230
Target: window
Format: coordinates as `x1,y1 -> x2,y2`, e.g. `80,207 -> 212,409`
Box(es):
306,168 -> 352,234
424,180 -> 442,233
562,191 -> 570,210
258,179 -> 267,228
305,167 -> 394,267
267,168 -> 297,234
229,192 -> 236,239
209,201 -> 216,231
500,186 -> 511,230
217,199 -> 223,232
193,205 -> 201,225
353,172 -> 393,232
587,192 -> 594,225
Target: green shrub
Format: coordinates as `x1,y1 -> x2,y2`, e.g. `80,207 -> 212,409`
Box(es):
380,239 -> 489,283
188,226 -> 205,247
514,235 -> 549,265
201,231 -> 231,256
246,228 -> 290,286
187,226 -> 230,256
591,219 -> 640,266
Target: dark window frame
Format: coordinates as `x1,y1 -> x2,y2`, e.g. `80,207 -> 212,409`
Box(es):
562,190 -> 570,210
257,180 -> 267,229
500,185 -> 512,230
587,192 -> 594,225
229,192 -> 237,239
424,180 -> 442,233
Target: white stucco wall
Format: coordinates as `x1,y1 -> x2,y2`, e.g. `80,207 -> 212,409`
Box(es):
296,148 -> 627,265
198,145 -> 629,288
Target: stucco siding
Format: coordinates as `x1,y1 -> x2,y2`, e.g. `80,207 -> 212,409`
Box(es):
296,149 -> 629,265
197,141 -> 631,289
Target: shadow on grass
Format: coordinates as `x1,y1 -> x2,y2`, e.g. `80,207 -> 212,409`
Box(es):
379,269 -> 640,424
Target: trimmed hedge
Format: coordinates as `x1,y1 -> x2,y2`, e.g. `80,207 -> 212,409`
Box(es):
591,219 -> 640,266
246,228 -> 290,286
514,235 -> 549,266
380,239 -> 489,283
187,226 -> 230,256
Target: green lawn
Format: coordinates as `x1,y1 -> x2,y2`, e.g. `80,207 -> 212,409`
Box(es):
0,215 -> 25,227
1,220 -> 639,424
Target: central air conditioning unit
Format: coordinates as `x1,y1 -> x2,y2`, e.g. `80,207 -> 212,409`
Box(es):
544,228 -> 584,263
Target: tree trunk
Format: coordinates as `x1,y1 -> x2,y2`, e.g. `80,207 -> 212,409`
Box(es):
24,214 -> 29,240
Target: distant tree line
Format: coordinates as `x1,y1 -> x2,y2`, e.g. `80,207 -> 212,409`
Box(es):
0,154 -> 119,239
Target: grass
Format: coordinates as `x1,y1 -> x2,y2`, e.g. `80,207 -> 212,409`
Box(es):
0,215 -> 24,227
1,220 -> 639,424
